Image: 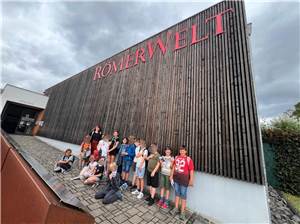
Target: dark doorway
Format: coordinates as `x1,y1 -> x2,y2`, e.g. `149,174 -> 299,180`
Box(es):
1,101 -> 42,134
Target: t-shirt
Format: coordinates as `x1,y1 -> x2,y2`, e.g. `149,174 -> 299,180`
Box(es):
87,161 -> 98,170
110,136 -> 120,149
89,131 -> 102,142
95,164 -> 104,175
135,146 -> 141,156
136,147 -> 148,168
124,144 -> 136,161
173,155 -> 194,187
97,140 -> 109,157
119,144 -> 128,155
161,156 -> 174,176
147,152 -> 160,172
81,142 -> 90,151
61,155 -> 74,166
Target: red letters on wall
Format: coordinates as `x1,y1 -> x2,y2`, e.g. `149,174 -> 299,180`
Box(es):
93,8 -> 233,81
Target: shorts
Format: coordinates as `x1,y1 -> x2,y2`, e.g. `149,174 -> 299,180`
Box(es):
108,150 -> 118,156
174,182 -> 188,199
135,166 -> 145,178
160,174 -> 171,190
122,160 -> 132,173
132,162 -> 136,171
147,170 -> 159,188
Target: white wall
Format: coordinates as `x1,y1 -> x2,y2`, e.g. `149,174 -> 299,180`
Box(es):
36,136 -> 81,156
0,84 -> 48,113
186,172 -> 270,223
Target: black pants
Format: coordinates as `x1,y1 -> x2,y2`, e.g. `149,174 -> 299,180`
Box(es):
58,163 -> 71,170
117,164 -> 122,174
95,189 -> 120,204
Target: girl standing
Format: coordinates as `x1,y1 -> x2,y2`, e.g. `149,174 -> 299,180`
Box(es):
108,130 -> 120,164
79,135 -> 91,169
89,125 -> 102,156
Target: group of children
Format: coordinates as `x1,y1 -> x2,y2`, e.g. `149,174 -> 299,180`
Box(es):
54,126 -> 195,221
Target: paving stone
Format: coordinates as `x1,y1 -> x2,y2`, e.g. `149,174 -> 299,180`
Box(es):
142,212 -> 154,222
113,214 -> 128,223
127,207 -> 139,216
88,202 -> 101,210
10,135 -> 212,224
90,208 -> 104,217
137,205 -> 149,214
128,215 -> 143,224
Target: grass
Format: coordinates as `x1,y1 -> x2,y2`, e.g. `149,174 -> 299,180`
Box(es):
283,192 -> 300,214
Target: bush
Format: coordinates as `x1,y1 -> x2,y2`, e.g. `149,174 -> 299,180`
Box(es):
262,125 -> 300,195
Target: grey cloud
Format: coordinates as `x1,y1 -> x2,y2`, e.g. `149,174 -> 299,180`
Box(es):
1,1 -> 299,119
249,2 -> 300,118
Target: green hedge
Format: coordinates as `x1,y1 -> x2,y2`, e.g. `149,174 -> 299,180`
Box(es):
262,128 -> 300,195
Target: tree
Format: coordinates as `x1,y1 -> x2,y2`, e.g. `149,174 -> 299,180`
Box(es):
291,102 -> 300,119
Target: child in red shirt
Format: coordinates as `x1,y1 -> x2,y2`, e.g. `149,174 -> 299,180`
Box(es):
170,145 -> 194,221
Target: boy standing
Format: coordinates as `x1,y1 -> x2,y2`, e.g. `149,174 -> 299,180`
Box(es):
170,145 -> 194,220
157,146 -> 174,208
120,136 -> 136,190
131,140 -> 148,199
146,143 -> 160,206
130,139 -> 141,190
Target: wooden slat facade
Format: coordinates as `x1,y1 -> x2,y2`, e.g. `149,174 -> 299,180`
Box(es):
39,0 -> 265,184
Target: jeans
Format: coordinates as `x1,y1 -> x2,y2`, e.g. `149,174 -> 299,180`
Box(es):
95,188 -> 121,204
122,160 -> 132,173
174,182 -> 188,199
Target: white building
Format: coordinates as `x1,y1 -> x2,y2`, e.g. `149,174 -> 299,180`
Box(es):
1,84 -> 48,134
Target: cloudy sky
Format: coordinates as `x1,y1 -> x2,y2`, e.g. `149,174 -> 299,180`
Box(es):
1,0 -> 299,119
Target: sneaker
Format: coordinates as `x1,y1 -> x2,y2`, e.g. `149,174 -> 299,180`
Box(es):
148,197 -> 155,206
161,202 -> 169,209
157,199 -> 164,207
122,183 -> 128,190
54,167 -> 61,172
169,207 -> 179,216
71,176 -> 80,181
61,168 -> 66,174
137,192 -> 144,199
179,213 -> 186,221
131,189 -> 139,195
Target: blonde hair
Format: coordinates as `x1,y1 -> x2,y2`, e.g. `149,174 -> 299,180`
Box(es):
140,139 -> 146,148
103,134 -> 111,140
128,135 -> 136,144
83,135 -> 91,143
109,162 -> 117,171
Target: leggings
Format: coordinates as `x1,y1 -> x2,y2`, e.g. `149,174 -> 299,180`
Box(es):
95,189 -> 120,204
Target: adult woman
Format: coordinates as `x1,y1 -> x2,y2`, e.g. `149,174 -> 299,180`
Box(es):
89,125 -> 102,156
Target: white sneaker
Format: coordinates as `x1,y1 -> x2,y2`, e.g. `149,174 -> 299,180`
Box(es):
131,189 -> 139,195
71,176 -> 80,180
54,167 -> 61,172
137,192 -> 144,199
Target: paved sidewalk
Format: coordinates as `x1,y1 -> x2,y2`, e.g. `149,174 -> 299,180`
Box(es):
10,135 -> 204,224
